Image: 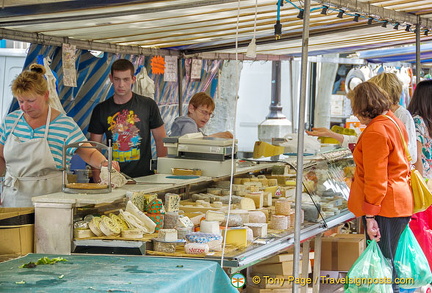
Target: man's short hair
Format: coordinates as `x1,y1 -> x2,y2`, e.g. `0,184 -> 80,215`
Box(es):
111,59 -> 135,76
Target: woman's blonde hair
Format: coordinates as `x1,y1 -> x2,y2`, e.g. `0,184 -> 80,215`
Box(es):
368,72 -> 402,105
12,64 -> 47,97
348,81 -> 391,119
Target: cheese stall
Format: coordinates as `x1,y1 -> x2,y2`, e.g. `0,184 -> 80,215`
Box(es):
0,0 -> 431,292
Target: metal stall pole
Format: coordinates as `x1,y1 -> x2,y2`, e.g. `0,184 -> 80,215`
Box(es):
177,58 -> 183,116
416,15 -> 421,85
292,0 -> 310,292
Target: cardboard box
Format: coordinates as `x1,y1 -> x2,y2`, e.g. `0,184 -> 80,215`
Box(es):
251,260 -> 311,276
320,234 -> 365,271
0,208 -> 34,255
258,251 -> 314,265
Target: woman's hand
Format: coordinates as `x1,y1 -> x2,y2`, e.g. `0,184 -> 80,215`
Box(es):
209,131 -> 233,139
306,127 -> 344,144
366,217 -> 381,242
100,160 -> 120,172
306,127 -> 333,137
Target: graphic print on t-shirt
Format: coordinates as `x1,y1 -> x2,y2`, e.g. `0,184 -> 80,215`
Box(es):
108,109 -> 141,162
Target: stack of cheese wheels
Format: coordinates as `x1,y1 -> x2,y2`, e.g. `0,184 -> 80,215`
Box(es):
88,217 -> 104,236
99,215 -> 121,236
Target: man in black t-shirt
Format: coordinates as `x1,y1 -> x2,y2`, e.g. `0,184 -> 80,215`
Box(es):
88,59 -> 167,179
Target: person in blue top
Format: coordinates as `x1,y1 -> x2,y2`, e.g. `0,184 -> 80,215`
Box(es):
170,92 -> 233,138
0,64 -> 119,207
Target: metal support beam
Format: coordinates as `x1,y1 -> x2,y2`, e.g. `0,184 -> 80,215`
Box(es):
315,0 -> 420,26
416,16 -> 421,85
293,0 -> 310,291
0,28 -> 176,56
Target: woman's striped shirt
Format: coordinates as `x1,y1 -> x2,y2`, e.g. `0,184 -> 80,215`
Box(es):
0,110 -> 87,169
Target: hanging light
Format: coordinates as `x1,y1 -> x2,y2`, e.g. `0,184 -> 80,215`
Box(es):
353,14 -> 360,22
394,23 -> 399,30
405,24 -> 411,32
297,9 -> 304,20
381,21 -> 388,28
274,20 -> 282,39
321,6 -> 328,15
367,17 -> 373,25
337,10 -> 344,18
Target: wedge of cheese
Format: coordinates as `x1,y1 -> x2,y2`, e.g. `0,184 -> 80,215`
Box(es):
253,141 -> 284,159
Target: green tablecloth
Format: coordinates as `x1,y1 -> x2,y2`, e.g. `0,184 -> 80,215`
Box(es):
0,254 -> 238,292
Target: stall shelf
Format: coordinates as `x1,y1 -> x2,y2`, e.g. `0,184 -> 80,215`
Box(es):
32,151 -> 355,275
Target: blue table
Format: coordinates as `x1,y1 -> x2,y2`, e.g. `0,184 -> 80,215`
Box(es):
0,254 -> 238,293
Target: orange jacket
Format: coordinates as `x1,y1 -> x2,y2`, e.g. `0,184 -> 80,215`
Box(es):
348,111 -> 413,217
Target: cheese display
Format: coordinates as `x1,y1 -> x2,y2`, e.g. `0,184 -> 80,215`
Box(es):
200,220 -> 220,234
185,232 -> 222,243
109,213 -> 129,231
99,215 -> 121,236
205,210 -> 225,222
229,209 -> 250,223
221,213 -> 243,227
177,215 -> 194,228
275,199 -> 291,216
164,193 -> 180,212
225,227 -> 248,247
253,141 -> 284,158
126,201 -> 157,233
164,212 -> 179,229
148,213 -> 164,231
270,215 -> 289,230
248,210 -> 267,223
177,226 -> 194,239
88,217 -> 104,236
121,229 -> 144,239
74,229 -> 94,238
158,229 -> 178,242
244,223 -> 268,237
245,191 -> 264,209
153,239 -> 177,253
240,198 -> 256,210
146,198 -> 165,214
185,243 -> 210,254
69,148 -> 353,264
263,192 -> 272,207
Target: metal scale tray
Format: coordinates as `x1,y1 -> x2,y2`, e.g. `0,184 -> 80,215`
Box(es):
62,141 -> 112,194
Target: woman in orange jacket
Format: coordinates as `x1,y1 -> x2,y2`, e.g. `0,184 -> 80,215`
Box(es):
347,81 -> 413,293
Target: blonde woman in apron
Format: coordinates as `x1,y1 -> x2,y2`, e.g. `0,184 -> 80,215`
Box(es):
0,64 -> 119,207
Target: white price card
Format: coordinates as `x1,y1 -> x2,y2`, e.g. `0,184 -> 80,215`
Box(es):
164,56 -> 178,82
191,59 -> 202,80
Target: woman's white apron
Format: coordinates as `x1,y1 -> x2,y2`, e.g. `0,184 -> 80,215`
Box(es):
1,106 -> 62,207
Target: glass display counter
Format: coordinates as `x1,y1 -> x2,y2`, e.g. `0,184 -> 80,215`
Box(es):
32,149 -> 356,274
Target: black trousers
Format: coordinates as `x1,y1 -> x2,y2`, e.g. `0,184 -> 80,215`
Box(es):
363,215 -> 411,293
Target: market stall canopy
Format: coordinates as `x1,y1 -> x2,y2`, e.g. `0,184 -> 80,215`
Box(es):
0,0 -> 432,58
358,43 -> 432,63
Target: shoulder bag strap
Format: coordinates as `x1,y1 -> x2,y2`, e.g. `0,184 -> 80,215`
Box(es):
382,114 -> 412,163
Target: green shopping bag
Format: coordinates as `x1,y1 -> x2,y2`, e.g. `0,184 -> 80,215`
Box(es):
344,240 -> 393,293
394,225 -> 432,289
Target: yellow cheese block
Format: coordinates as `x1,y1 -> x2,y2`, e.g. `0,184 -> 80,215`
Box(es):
253,141 -> 284,159
264,186 -> 278,197
285,180 -> 296,186
225,227 -> 248,247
